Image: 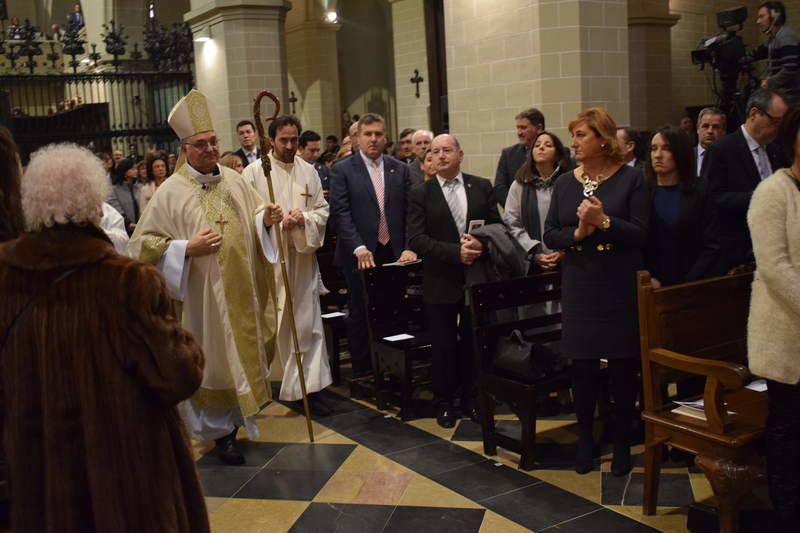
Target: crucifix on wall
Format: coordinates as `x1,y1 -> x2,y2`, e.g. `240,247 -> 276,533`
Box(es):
410,69 -> 424,99
289,91 -> 298,114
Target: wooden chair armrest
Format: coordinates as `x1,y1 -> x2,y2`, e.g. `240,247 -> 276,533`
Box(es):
650,348 -> 752,433
649,348 -> 750,390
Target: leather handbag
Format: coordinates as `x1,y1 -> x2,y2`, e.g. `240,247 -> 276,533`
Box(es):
492,329 -> 563,383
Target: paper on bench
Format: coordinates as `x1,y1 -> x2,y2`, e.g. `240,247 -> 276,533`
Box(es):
745,379 -> 767,392
383,333 -> 414,341
321,311 -> 346,318
381,259 -> 422,267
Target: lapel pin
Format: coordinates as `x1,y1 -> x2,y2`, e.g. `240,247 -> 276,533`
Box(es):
389,168 -> 395,173
467,183 -> 472,188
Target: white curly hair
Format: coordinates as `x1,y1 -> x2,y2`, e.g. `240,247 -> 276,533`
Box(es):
22,143 -> 110,231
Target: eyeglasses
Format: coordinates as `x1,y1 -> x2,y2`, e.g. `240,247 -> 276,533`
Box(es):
757,108 -> 782,125
183,138 -> 220,150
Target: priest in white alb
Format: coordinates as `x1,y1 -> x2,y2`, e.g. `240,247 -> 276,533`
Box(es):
129,89 -> 283,465
242,115 -> 333,415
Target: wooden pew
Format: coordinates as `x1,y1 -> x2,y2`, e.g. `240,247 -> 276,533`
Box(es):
361,261 -> 431,420
468,272 -> 573,471
637,270 -> 767,533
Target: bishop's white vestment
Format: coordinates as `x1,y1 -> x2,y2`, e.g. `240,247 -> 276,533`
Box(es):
130,162 -> 278,439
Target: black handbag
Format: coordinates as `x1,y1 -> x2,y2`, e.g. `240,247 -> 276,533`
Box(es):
492,329 -> 563,383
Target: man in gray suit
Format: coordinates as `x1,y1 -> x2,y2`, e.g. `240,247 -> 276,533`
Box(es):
493,108 -> 545,207
408,129 -> 433,185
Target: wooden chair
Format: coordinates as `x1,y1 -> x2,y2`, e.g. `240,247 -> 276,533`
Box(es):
468,272 -> 573,471
637,270 -> 767,533
361,262 -> 431,420
316,226 -> 349,384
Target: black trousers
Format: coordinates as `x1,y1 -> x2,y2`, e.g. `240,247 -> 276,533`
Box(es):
343,243 -> 395,376
572,358 -> 639,447
766,379 -> 800,529
426,302 -> 475,405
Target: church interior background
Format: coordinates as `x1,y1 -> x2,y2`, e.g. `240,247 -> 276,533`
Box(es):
2,1 -> 798,531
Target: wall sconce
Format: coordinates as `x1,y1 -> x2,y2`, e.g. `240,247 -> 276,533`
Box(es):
194,26 -> 212,43
324,10 -> 338,24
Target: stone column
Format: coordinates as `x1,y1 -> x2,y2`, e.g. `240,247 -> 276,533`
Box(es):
444,0 -> 631,180
185,0 -> 290,151
285,0 -> 341,136
390,0 -> 430,131
627,0 -> 679,130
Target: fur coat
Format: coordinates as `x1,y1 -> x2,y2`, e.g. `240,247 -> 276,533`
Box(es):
0,224 -> 210,533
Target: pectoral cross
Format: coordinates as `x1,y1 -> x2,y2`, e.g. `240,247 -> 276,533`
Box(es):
215,213 -> 227,234
300,183 -> 313,207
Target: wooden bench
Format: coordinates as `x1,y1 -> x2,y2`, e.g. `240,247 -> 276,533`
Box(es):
361,262 -> 431,420
637,270 -> 767,533
468,272 -> 573,471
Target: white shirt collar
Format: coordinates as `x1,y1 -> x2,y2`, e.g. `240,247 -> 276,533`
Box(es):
359,150 -> 383,169
185,162 -> 221,185
741,124 -> 762,152
437,172 -> 463,189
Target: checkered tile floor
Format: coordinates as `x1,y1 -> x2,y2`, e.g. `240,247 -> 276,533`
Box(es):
193,384 -> 774,533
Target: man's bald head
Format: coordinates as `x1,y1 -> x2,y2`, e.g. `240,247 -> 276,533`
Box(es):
348,122 -> 360,151
431,134 -> 463,179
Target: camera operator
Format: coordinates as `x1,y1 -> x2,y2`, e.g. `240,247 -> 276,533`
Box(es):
749,2 -> 800,104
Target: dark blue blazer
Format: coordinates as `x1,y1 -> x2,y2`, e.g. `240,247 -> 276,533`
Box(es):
329,152 -> 412,268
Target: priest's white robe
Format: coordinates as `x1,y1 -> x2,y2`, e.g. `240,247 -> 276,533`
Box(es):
129,162 -> 278,440
243,155 -> 332,401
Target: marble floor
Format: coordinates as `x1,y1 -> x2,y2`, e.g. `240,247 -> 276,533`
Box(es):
193,383 -> 746,533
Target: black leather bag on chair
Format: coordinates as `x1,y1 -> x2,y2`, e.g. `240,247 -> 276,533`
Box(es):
492,329 -> 563,383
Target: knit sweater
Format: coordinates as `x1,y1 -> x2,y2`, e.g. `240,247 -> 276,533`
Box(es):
747,169 -> 800,384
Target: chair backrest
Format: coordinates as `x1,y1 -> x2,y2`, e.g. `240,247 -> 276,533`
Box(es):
469,272 -> 562,372
317,226 -> 348,310
361,262 -> 426,338
637,271 -> 753,411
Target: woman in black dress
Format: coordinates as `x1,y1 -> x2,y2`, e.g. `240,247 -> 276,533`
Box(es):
644,126 -> 720,287
544,108 -> 650,476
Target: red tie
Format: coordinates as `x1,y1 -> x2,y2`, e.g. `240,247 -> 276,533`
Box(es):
369,160 -> 390,245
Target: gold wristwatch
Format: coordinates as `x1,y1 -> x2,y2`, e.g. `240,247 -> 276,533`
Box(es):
599,216 -> 611,231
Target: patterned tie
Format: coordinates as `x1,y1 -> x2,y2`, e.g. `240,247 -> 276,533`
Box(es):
755,146 -> 771,180
369,160 -> 390,245
443,178 -> 465,234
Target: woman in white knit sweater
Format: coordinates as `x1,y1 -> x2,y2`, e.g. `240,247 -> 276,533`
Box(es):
747,105 -> 800,531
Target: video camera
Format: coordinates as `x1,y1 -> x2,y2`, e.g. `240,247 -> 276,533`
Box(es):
690,7 -> 758,122
691,7 -> 747,70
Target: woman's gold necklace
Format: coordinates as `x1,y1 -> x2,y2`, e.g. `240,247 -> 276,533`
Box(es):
580,164 -> 613,197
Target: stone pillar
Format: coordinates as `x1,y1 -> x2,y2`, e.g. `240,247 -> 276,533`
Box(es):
185,0 -> 290,151
627,0 -> 679,130
390,0 -> 430,131
285,0 -> 341,136
444,0 -> 631,180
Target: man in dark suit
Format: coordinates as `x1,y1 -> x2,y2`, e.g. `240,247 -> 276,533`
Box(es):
233,120 -> 260,167
493,108 -> 545,207
298,129 -> 330,192
617,127 -> 644,170
408,134 -> 502,428
330,113 -> 417,379
702,88 -> 789,272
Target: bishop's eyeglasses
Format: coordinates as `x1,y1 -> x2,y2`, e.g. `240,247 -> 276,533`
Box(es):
183,138 -> 220,150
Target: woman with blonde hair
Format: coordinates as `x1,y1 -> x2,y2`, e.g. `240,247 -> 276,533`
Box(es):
0,143 -> 209,532
544,107 -> 650,476
219,152 -> 245,174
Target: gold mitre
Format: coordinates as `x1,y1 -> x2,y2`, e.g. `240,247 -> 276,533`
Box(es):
168,89 -> 216,140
